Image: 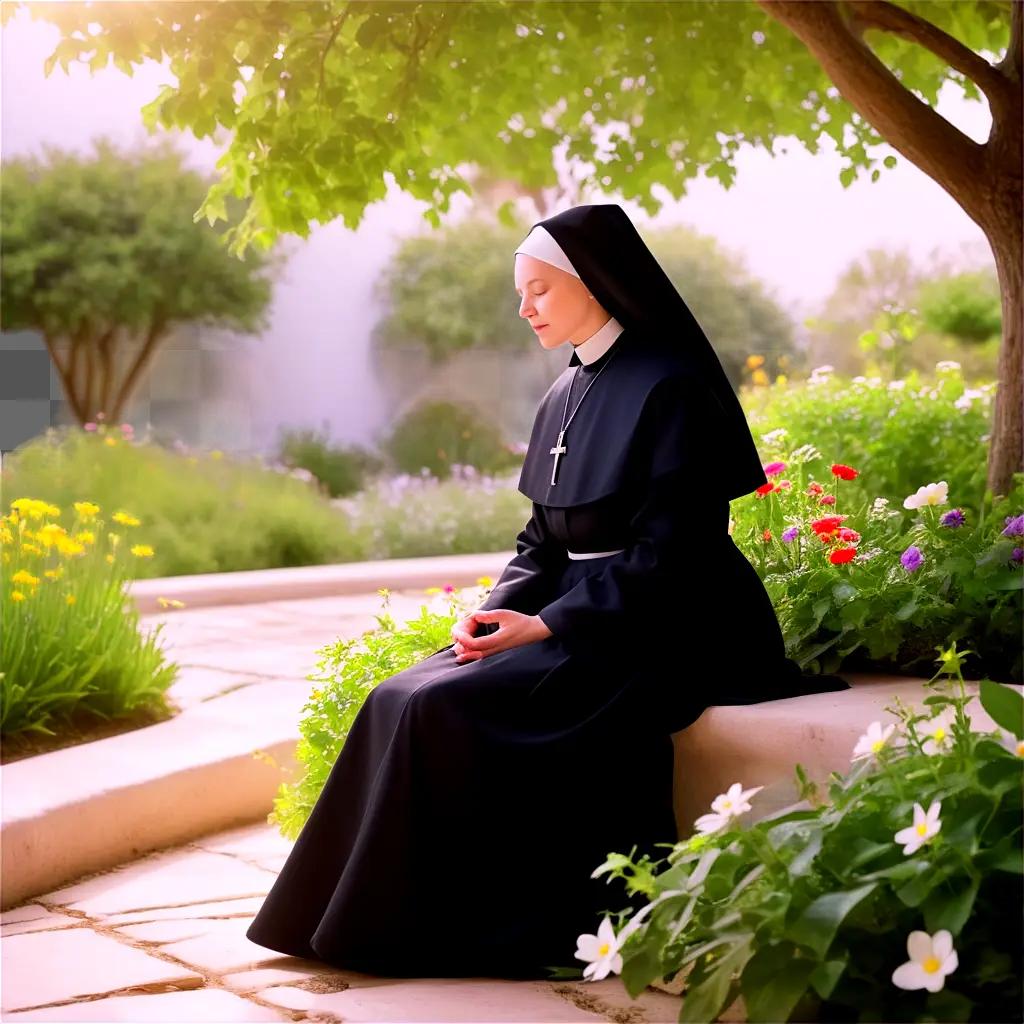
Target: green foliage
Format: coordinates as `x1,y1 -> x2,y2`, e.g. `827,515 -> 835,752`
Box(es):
743,364 -> 994,512
0,137 -> 278,422
277,425 -> 384,498
730,373 -> 1023,679
593,647 -> 1023,1023
1,497 -> 178,738
3,425 -> 368,577
917,270 -> 1003,346
384,399 -> 523,479
266,586 -> 480,838
374,216 -> 798,382
19,1 -> 1008,255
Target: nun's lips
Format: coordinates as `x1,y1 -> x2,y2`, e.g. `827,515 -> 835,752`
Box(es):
532,323 -> 548,331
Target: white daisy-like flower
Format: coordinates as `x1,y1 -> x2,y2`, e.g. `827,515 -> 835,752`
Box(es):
954,387 -> 987,410
893,800 -> 943,855
693,782 -> 764,834
575,916 -> 623,980
914,707 -> 959,755
852,721 -> 896,761
891,930 -> 958,992
888,379 -> 906,391
903,481 -> 949,510
935,361 -> 961,372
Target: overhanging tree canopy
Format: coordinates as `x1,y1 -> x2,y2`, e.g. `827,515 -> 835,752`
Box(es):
9,0 -> 1019,492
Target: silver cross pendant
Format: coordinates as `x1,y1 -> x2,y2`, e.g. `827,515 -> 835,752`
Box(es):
549,429 -> 567,485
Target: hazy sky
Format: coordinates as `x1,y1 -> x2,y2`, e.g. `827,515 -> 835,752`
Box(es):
3,6 -> 994,322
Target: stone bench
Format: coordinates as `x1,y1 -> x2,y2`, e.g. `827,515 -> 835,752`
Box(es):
672,671 -> 1003,838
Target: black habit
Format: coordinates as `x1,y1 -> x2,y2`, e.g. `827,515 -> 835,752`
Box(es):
245,205 -> 851,980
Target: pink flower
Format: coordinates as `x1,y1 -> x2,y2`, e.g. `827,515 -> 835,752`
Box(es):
84,422 -> 97,432
763,461 -> 787,477
819,494 -> 837,506
443,584 -> 456,593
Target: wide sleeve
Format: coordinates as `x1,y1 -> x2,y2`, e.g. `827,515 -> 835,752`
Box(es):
534,371 -> 726,645
475,502 -> 567,617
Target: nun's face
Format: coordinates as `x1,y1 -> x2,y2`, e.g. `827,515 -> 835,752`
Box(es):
514,254 -> 607,350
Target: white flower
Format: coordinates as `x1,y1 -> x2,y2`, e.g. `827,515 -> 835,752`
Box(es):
887,379 -> 906,391
935,360 -> 961,372
914,707 -> 959,755
954,387 -> 986,410
998,729 -> 1024,758
903,481 -> 949,510
810,364 -> 834,375
852,721 -> 896,761
575,916 -> 622,980
852,375 -> 867,384
693,782 -> 764,834
891,929 -> 958,992
893,800 -> 943,855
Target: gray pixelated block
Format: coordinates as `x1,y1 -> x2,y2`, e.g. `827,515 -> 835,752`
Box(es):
0,351 -> 51,400
0,400 -> 52,454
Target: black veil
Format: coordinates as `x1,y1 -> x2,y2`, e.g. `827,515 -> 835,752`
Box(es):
526,203 -> 768,500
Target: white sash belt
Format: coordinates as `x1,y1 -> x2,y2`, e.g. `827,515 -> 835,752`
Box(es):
567,547 -> 626,560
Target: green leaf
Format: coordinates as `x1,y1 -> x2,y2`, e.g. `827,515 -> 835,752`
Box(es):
923,875 -> 979,935
785,882 -> 878,958
980,679 -> 1024,739
680,938 -> 754,1024
741,943 -> 818,1023
809,956 -> 848,1000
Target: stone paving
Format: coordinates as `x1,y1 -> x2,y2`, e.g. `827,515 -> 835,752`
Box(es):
2,586 -> 698,1023
1,819 -> 694,1022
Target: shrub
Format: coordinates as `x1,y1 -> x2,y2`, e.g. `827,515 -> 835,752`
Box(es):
277,425 -> 384,498
730,450 -> 1023,682
384,399 -> 523,479
1,497 -> 178,738
743,363 -> 993,513
584,645 -> 1023,1023
2,425 -> 369,576
265,583 -> 490,838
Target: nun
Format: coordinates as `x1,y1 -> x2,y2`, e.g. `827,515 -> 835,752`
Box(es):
245,203 -> 851,980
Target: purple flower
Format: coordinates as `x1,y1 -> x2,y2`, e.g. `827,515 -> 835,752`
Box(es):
781,526 -> 800,543
1002,514 -> 1024,538
940,508 -> 965,528
901,545 -> 924,573
1012,548 -> 1024,565
763,461 -> 787,477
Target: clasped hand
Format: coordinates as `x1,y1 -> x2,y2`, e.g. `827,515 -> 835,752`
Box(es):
450,609 -> 552,663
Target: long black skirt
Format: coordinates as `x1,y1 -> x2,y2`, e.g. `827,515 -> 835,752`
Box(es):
244,554 -> 690,979
244,546 -> 849,978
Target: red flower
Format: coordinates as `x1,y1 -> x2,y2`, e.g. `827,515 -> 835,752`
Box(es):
811,515 -> 847,535
831,464 -> 859,481
807,482 -> 823,495
829,546 -> 857,564
819,494 -> 837,506
763,529 -> 772,541
755,482 -> 776,497
838,527 -> 860,542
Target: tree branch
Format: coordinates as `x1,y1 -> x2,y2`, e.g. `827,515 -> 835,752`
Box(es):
756,1 -> 987,218
844,0 -> 1012,105
42,330 -> 84,425
110,319 -> 167,422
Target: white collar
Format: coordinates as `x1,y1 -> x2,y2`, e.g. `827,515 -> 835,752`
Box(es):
570,315 -> 625,365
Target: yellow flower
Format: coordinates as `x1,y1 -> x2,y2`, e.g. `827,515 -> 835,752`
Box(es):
752,368 -> 769,386
745,354 -> 765,369
210,449 -> 223,460
112,511 -> 140,527
37,523 -> 68,547
12,570 -> 40,586
11,590 -> 26,602
74,531 -> 95,545
45,504 -> 61,517
377,586 -> 390,597
424,586 -> 442,595
0,528 -> 13,545
6,510 -> 21,524
11,498 -> 49,520
156,596 -> 186,609
476,575 -> 494,587
775,374 -> 788,386
44,567 -> 64,581
57,537 -> 86,557
105,554 -> 115,564
130,544 -> 154,558
20,543 -> 41,556
104,437 -> 118,447
66,594 -> 77,605
74,501 -> 100,519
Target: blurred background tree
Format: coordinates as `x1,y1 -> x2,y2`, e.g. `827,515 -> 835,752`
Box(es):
1,137 -> 280,425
